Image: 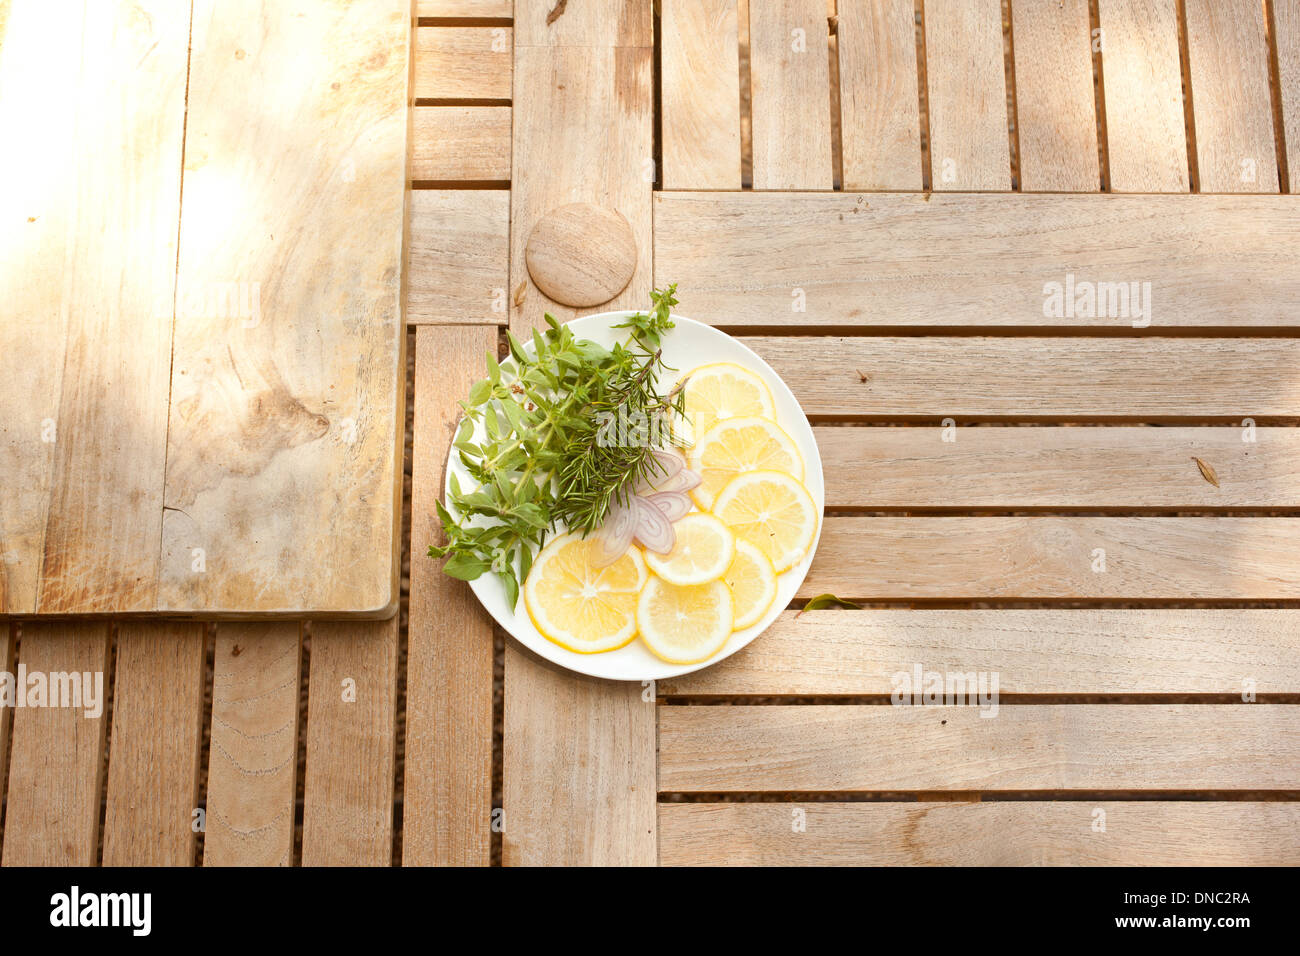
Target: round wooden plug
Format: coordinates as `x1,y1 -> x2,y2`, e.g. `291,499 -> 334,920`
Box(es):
524,203 -> 637,308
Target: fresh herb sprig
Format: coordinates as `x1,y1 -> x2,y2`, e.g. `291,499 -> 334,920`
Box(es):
429,286 -> 687,608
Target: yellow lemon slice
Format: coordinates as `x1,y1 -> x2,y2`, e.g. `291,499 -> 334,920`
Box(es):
712,470 -> 818,573
723,538 -> 778,630
643,512 -> 735,586
688,416 -> 804,510
678,362 -> 775,444
524,532 -> 647,653
636,576 -> 734,664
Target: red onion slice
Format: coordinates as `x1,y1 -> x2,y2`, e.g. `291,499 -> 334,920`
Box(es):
645,491 -> 692,523
591,497 -> 637,568
636,447 -> 687,494
651,466 -> 702,494
631,495 -> 675,554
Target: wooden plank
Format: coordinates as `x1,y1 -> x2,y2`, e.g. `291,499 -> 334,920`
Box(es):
418,0 -> 512,17
837,0 -> 922,191
660,802 -> 1300,865
503,0 -> 656,867
102,622 -> 206,866
748,0 -> 833,189
1,623 -> 110,866
415,26 -> 512,99
923,0 -> 1010,190
161,0 -> 408,616
654,192 -> 1300,328
1276,0 -> 1300,189
800,517 -> 1300,599
658,705 -> 1300,791
0,624 -> 13,829
1184,0 -> 1278,192
0,0 -> 189,614
661,0 -> 742,189
204,623 -> 301,867
513,0 -> 650,47
407,190 -> 510,324
660,609 -> 1300,696
412,106 -> 512,180
745,336 -> 1300,416
502,643 -> 656,865
404,326 -> 496,866
816,426 -> 1300,508
508,49 -> 652,332
1097,0 -> 1189,191
301,619 -> 399,865
1010,0 -> 1101,191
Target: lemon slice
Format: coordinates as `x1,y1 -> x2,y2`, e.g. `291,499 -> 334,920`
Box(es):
523,532 -> 647,653
712,470 -> 818,573
643,512 -> 735,586
688,416 -> 805,510
637,577 -> 734,664
678,362 -> 776,443
723,538 -> 778,630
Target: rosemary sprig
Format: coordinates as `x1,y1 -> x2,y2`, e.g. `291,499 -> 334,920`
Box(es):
428,286 -> 687,608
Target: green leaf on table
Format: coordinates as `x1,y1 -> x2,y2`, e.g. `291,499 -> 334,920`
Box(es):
466,377 -> 492,408
796,593 -> 862,617
442,551 -> 490,581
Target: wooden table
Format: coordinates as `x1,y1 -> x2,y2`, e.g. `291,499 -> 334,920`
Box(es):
3,0 -> 1300,867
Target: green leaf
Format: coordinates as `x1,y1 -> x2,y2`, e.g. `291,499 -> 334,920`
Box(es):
498,569 -> 519,610
442,552 -> 490,581
486,349 -> 501,385
796,593 -> 862,617
466,378 -> 492,407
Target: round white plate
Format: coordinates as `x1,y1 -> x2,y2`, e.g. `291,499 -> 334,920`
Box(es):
445,312 -> 824,681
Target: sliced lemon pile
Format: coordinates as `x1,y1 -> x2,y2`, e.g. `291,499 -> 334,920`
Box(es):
722,539 -> 778,630
688,416 -> 804,510
636,576 -> 734,664
523,532 -> 647,653
643,512 -> 735,586
678,362 -> 775,443
712,470 -> 818,573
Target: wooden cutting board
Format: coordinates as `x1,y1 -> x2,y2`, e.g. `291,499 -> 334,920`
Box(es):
0,0 -> 410,617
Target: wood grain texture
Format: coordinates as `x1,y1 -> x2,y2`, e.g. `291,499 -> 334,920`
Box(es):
418,0 -> 512,16
1,623 -> 110,866
161,0 -> 408,616
1184,0 -> 1278,192
744,336 -> 1300,416
102,622 -> 206,866
837,0 -> 922,190
923,0 -> 1010,190
749,0 -> 833,189
661,0 -> 742,189
412,106 -> 512,180
204,623 -> 301,867
504,1 -> 656,866
301,619 -> 399,865
1010,0 -> 1101,191
0,0 -> 189,614
815,426 -> 1300,508
1097,0 -> 1189,191
407,190 -> 510,323
508,47 -> 652,333
502,643 -> 656,865
654,192 -> 1300,327
513,0 -> 650,48
525,203 -> 637,306
801,516 -> 1300,599
1276,0 -> 1300,189
660,609 -> 1300,695
415,26 -> 512,99
404,326 -> 496,866
658,705 -> 1300,791
660,803 -> 1300,865
0,624 -> 13,830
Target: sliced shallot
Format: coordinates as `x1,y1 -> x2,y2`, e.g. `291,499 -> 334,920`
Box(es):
591,496 -> 637,568
631,495 -> 675,554
645,491 -> 692,523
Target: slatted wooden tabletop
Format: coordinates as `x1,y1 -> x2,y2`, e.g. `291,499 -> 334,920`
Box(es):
2,0 -> 1299,867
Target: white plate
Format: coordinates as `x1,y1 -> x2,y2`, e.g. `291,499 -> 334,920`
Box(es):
444,312 -> 824,681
